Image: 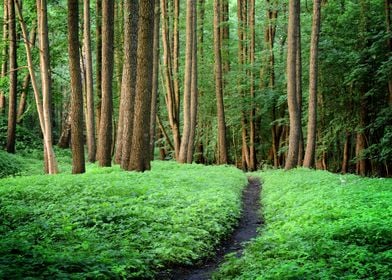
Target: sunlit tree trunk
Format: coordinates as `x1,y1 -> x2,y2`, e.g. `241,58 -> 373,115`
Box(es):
187,5 -> 198,163
214,0 -> 228,164
303,0 -> 321,168
83,0 -> 96,163
179,0 -> 194,163
97,0 -> 114,167
15,1 -> 58,174
285,0 -> 301,170
129,0 -> 155,172
68,0 -> 86,174
248,0 -> 256,171
296,3 -> 304,166
6,0 -> 17,154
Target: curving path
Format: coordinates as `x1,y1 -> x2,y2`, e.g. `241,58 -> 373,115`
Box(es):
164,177 -> 262,280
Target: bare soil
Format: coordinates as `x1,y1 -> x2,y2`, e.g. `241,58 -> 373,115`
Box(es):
160,177 -> 262,280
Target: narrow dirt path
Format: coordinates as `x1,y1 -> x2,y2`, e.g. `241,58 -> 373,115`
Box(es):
163,177 -> 262,280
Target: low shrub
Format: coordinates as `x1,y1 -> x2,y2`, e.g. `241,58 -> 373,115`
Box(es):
0,150 -> 22,178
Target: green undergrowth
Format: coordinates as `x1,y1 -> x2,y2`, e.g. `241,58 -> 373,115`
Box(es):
0,161 -> 247,279
214,169 -> 392,280
0,150 -> 22,178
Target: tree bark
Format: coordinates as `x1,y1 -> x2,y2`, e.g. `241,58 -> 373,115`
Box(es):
303,0 -> 321,168
68,0 -> 86,174
178,0 -> 194,163
150,0 -> 160,160
161,0 -> 181,159
214,0 -> 228,164
285,0 -> 301,170
249,0 -> 256,171
296,3 -> 304,166
15,1 -> 58,174
97,0 -> 114,167
116,0 -> 139,170
83,0 -> 96,163
6,0 -> 17,154
0,1 -> 8,114
129,0 -> 155,172
187,4 -> 198,163
95,0 -> 102,157
342,131 -> 351,174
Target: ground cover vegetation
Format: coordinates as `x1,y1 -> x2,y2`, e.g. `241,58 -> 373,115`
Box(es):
214,169 -> 392,279
0,161 -> 247,278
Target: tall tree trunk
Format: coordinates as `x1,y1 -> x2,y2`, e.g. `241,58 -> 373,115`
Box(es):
83,0 -> 96,163
248,0 -> 256,171
68,0 -> 86,174
129,0 -> 155,172
6,0 -> 17,154
95,0 -> 102,157
161,0 -> 181,159
214,0 -> 228,164
173,0 -> 180,114
117,0 -> 139,170
0,1 -> 8,114
187,5 -> 198,163
97,0 -> 114,167
285,0 -> 301,170
149,0 -> 160,160
296,4 -> 304,166
178,0 -> 194,163
303,0 -> 321,168
16,1 -> 58,173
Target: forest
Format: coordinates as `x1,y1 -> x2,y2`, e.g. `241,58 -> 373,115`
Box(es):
0,0 -> 391,279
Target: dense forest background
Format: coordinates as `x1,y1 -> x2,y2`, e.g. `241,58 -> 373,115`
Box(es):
0,0 -> 391,176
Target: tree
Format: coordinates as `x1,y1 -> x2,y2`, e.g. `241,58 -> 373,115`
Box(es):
115,0 -> 139,170
15,0 -> 58,174
178,0 -> 195,163
0,1 -> 8,114
68,0 -> 85,174
83,0 -> 96,163
97,0 -> 114,167
129,0 -> 155,172
150,0 -> 160,158
285,0 -> 302,170
303,0 -> 321,168
214,0 -> 228,164
6,0 -> 17,154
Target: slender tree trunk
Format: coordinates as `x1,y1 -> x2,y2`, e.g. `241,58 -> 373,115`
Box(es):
214,0 -> 228,164
303,0 -> 321,168
15,1 -> 58,173
187,5 -> 198,163
296,5 -> 304,166
97,0 -> 114,167
178,0 -> 194,163
118,0 -> 139,170
83,0 -> 96,163
58,110 -> 71,148
150,0 -> 160,160
95,0 -> 102,157
249,0 -> 256,171
129,0 -> 155,172
161,0 -> 181,159
285,0 -> 301,170
6,0 -> 17,154
0,1 -> 8,114
68,0 -> 86,174
173,0 -> 180,114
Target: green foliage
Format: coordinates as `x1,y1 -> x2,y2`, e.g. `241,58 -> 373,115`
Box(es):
214,169 -> 392,279
0,161 -> 247,279
0,150 -> 22,178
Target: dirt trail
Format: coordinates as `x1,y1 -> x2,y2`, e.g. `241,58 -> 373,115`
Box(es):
163,177 -> 262,280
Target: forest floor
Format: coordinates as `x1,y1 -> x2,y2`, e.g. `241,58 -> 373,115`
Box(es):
161,177 -> 262,280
